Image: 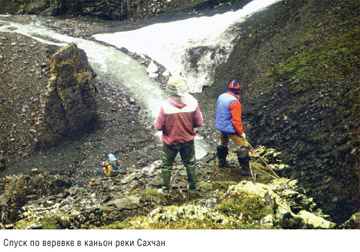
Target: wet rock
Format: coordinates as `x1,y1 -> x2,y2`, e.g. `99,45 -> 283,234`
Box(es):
146,62 -> 158,78
197,198 -> 218,208
0,155 -> 6,171
106,195 -> 141,210
120,173 -> 139,184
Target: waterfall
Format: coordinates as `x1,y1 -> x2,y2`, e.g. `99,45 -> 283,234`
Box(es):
94,0 -> 283,93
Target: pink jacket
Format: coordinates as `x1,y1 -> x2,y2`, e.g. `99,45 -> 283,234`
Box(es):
155,94 -> 203,146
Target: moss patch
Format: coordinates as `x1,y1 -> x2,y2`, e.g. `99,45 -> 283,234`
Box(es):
271,26 -> 360,94
216,193 -> 273,223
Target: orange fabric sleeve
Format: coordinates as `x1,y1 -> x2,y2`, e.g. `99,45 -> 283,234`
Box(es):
229,100 -> 243,135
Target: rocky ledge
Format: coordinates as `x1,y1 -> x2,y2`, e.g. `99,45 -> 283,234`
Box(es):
3,146 -> 357,229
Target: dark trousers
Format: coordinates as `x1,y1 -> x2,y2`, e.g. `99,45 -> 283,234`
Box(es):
161,141 -> 196,192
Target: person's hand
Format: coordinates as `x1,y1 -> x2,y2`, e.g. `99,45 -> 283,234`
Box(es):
241,133 -> 246,139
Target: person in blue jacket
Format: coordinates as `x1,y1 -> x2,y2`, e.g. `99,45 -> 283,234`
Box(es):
215,80 -> 251,176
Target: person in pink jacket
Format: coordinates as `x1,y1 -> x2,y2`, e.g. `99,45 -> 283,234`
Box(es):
155,75 -> 203,194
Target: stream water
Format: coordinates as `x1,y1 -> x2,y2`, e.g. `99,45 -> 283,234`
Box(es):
94,0 -> 282,93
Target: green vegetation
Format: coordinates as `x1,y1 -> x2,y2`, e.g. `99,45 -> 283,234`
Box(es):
272,26 -> 360,94
38,217 -> 60,229
96,219 -> 132,230
14,215 -> 65,229
126,216 -> 242,229
199,181 -> 213,192
212,181 -> 238,191
216,193 -> 273,223
140,189 -> 167,199
305,131 -> 324,144
341,86 -> 360,117
97,192 -> 273,229
249,162 -> 276,183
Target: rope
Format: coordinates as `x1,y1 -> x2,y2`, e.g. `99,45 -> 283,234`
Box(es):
248,143 -> 280,179
249,163 -> 256,183
250,163 -> 278,179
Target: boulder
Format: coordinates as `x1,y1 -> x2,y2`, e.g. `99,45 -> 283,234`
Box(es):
106,195 -> 141,210
35,43 -> 97,148
339,212 -> 360,229
296,210 -> 335,229
224,179 -> 336,229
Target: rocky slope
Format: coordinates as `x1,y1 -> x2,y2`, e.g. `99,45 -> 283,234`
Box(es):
0,27 -> 161,182
197,0 -> 360,223
0,0 -> 359,227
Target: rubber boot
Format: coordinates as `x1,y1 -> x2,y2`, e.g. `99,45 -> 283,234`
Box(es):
238,155 -> 252,176
161,170 -> 171,193
186,166 -> 197,193
217,146 -> 234,168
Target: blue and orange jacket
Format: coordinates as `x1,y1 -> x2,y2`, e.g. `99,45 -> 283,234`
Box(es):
215,91 -> 244,135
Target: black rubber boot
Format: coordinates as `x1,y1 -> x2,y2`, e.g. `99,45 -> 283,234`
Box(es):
238,155 -> 252,176
217,146 -> 234,168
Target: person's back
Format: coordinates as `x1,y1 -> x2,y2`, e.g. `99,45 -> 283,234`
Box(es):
215,92 -> 238,134
156,93 -> 202,145
155,76 -> 203,194
215,80 -> 251,176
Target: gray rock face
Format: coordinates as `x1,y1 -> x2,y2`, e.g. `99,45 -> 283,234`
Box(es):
0,1 -> 250,20
0,0 -> 169,19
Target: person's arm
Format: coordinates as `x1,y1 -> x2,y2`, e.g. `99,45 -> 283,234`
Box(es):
229,100 -> 244,135
154,106 -> 166,131
193,106 -> 203,128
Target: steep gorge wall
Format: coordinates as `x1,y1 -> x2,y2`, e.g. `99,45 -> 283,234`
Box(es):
0,0 -> 250,20
0,0 -> 141,19
203,0 -> 359,222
